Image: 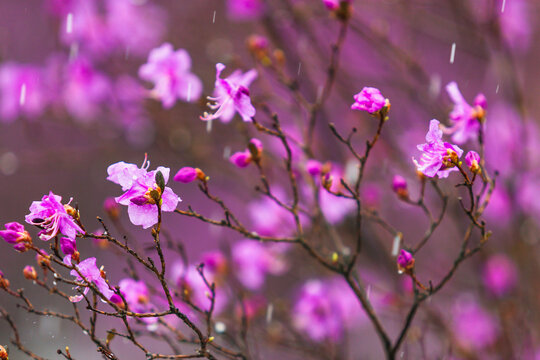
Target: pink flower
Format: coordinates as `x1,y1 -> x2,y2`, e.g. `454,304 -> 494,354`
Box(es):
107,157 -> 180,229
226,0 -> 264,21
118,279 -> 156,323
351,87 -> 386,114
392,175 -> 408,198
413,119 -> 463,178
233,240 -> 288,290
0,222 -> 32,252
25,192 -> 83,241
65,256 -> 115,303
201,63 -> 257,123
139,43 -> 202,108
445,82 -> 486,144
60,237 -> 77,256
482,254 -> 518,297
0,63 -> 48,122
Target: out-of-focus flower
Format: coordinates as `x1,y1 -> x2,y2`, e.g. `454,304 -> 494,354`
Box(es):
397,249 -> 414,273
172,262 -> 228,315
229,138 -> 263,168
351,87 -> 387,114
319,165 -> 356,224
444,82 -> 486,144
452,297 -> 499,351
65,256 -> 115,303
232,240 -> 288,290
292,278 -> 363,342
226,0 -> 264,21
107,157 -> 180,229
465,151 -> 481,173
25,192 -> 83,241
139,43 -> 202,108
498,0 -> 531,52
482,254 -> 518,297
201,63 -> 257,123
174,167 -> 205,183
392,175 -> 408,199
63,57 -> 111,122
248,188 -> 298,237
0,222 -> 32,252
413,119 -> 463,178
322,0 -> 340,10
23,265 -> 38,280
105,0 -> 166,57
0,63 -> 48,122
306,160 -> 323,177
118,279 -> 156,323
103,197 -> 120,220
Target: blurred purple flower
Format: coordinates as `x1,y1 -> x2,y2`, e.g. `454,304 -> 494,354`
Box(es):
351,87 -> 386,114
63,57 -> 111,122
65,256 -> 115,303
25,192 -> 83,241
413,119 -> 463,178
444,82 -> 485,144
452,297 -> 499,351
107,157 -> 180,229
498,0 -> 531,52
139,43 -> 202,108
105,0 -> 166,57
233,240 -> 288,290
226,0 -> 264,21
201,63 -> 257,123
0,63 -> 48,122
60,237 -> 77,257
482,254 -> 518,297
118,278 -> 156,324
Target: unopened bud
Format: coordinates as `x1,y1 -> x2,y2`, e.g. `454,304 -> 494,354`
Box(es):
397,249 -> 415,274
36,251 -> 50,268
465,151 -> 481,174
392,175 -> 409,200
23,265 -> 37,280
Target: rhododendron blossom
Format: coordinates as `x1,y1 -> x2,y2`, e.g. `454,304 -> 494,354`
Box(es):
107,157 -> 180,229
201,63 -> 257,123
139,43 -> 202,108
351,87 -> 386,114
65,256 -> 115,303
413,119 -> 463,178
25,192 -> 83,241
445,81 -> 486,144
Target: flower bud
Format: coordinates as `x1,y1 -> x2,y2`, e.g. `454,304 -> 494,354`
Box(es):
473,93 -> 487,110
306,160 -> 323,177
0,222 -> 32,252
174,167 -> 203,183
36,250 -> 50,268
465,151 -> 481,174
248,138 -> 263,162
397,249 -> 415,274
23,265 -> 37,280
392,175 -> 408,199
0,271 -> 9,290
230,151 -> 252,168
0,344 -> 7,360
103,197 -> 120,220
